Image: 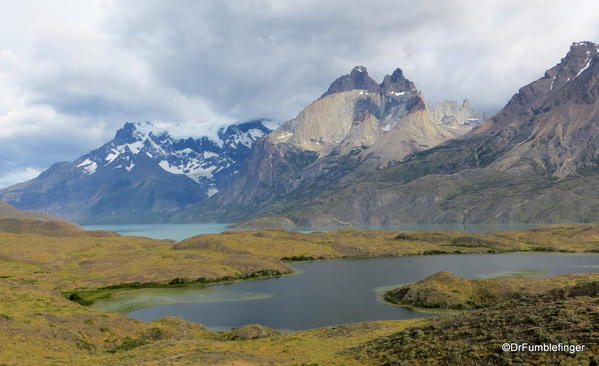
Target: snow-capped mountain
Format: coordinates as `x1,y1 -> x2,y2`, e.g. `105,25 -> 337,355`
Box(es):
0,120 -> 275,223
75,120 -> 275,196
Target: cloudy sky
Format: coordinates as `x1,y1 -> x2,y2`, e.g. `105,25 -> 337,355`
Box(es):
0,0 -> 598,188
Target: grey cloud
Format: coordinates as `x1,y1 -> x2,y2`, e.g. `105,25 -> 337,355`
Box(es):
1,0 -> 598,187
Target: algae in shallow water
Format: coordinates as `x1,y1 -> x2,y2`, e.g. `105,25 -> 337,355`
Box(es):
92,287 -> 272,313
476,269 -> 546,278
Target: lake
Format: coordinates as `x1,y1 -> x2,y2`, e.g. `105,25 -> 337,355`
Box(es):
93,253 -> 599,331
82,223 -> 538,241
82,223 -> 231,241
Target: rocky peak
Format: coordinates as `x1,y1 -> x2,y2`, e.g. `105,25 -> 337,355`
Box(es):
428,99 -> 485,133
542,41 -> 598,92
320,65 -> 380,98
490,41 -> 598,132
381,68 -> 417,94
113,122 -> 141,145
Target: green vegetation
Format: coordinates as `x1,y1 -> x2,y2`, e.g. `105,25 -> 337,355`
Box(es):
282,255 -> 326,261
0,201 -> 59,221
64,269 -> 289,307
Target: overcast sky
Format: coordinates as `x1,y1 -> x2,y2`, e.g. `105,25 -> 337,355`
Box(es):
0,0 -> 598,188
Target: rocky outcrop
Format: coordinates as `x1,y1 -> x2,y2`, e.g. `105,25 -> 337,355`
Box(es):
227,324 -> 281,340
320,65 -> 381,98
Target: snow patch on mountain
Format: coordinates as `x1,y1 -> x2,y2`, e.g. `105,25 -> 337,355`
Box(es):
76,159 -> 97,175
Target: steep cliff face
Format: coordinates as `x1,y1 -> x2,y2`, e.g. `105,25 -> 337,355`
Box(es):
181,66 -> 483,221
269,66 -> 430,155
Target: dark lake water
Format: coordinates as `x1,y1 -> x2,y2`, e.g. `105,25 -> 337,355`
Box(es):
96,253 -> 598,331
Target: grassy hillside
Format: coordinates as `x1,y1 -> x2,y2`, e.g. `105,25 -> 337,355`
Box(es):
352,282 -> 599,365
0,218 -> 114,237
0,201 -> 59,221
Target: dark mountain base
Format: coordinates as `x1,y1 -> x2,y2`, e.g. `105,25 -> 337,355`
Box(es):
183,169 -> 599,227
279,171 -> 599,227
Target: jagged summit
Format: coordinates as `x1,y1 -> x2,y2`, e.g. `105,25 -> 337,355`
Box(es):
381,68 -> 417,94
270,64 -> 463,154
537,41 -> 598,94
322,65 -> 421,98
428,99 -> 485,133
206,63 -> 485,218
321,65 -> 380,98
352,65 -> 367,73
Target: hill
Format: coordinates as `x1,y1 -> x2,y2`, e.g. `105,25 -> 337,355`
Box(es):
0,201 -> 59,221
384,271 -> 599,309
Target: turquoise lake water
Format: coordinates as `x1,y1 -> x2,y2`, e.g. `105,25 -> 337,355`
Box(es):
82,223 -> 538,241
82,223 -> 230,241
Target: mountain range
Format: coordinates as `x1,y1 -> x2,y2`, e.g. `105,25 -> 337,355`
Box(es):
1,41 -> 597,226
0,120 -> 275,223
178,41 -> 599,226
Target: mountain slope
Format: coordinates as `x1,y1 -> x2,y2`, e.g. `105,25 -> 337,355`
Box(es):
0,120 -> 274,223
181,66 -> 483,222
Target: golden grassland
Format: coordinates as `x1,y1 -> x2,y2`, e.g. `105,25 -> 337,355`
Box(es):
0,218 -> 598,365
